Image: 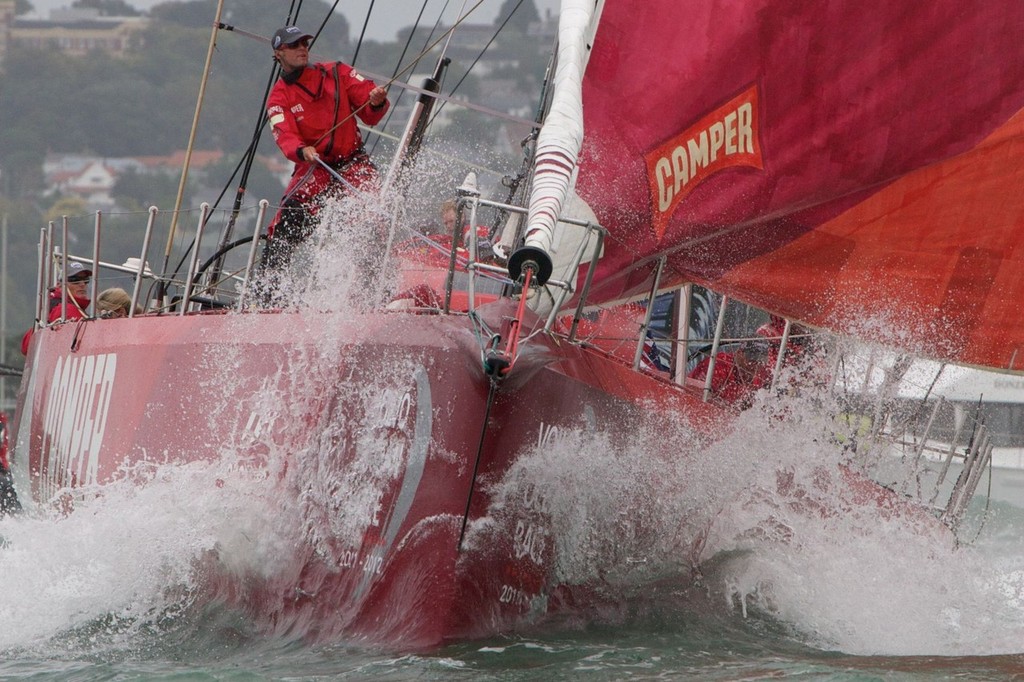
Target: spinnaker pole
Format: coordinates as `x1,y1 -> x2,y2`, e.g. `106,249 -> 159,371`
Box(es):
161,0 -> 225,301
378,56 -> 449,197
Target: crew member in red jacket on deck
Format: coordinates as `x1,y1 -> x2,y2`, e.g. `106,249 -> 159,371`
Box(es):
262,25 -> 390,276
20,262 -> 92,355
687,340 -> 773,409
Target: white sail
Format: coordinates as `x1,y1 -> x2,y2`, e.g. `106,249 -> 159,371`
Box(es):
522,0 -> 605,258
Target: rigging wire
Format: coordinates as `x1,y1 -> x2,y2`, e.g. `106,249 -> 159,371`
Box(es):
358,123 -> 506,178
427,0 -> 527,128
368,0 -> 452,156
212,1 -> 494,156
371,0 -> 530,156
311,0 -> 342,47
216,23 -> 537,125
169,0 -> 494,291
168,0 -> 304,285
204,49 -> 283,285
309,0 -> 490,148
393,0 -> 434,81
458,376 -> 500,551
161,0 -> 228,288
364,0 -> 436,155
351,0 -> 375,65
178,0 -> 405,289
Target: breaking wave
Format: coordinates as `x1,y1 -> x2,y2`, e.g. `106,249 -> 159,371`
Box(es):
477,380 -> 1024,656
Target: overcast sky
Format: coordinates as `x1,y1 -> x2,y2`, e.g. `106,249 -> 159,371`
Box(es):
27,0 -> 563,42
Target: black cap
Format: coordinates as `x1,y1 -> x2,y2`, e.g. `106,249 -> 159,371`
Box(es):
271,26 -> 313,50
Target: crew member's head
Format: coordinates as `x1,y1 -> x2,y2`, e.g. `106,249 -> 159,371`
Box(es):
96,287 -> 134,319
440,199 -> 458,233
64,261 -> 92,297
271,26 -> 313,73
756,314 -> 786,339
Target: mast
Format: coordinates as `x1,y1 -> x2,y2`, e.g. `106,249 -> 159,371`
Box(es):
379,56 -> 450,197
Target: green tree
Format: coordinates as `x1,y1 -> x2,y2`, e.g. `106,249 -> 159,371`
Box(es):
112,168 -> 183,212
15,0 -> 32,14
44,196 -> 89,223
494,0 -> 540,33
0,50 -> 82,192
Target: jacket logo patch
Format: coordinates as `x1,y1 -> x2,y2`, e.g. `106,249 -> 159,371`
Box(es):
291,104 -> 304,113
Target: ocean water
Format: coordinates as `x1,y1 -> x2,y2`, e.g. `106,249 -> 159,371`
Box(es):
2,404 -> 1024,681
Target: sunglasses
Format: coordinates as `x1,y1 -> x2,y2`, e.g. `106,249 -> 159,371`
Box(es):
68,278 -> 90,284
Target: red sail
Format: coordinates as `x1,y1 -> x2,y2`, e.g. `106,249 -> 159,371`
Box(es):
576,1 -> 1024,370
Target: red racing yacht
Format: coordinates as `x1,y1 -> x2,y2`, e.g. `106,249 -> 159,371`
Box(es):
10,0 -> 1024,649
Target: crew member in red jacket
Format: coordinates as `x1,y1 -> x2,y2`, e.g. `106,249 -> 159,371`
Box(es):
0,412 -> 20,515
688,340 -> 772,409
263,25 -> 390,276
20,261 -> 92,355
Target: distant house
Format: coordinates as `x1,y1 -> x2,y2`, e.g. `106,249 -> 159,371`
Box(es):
134,149 -> 225,176
0,4 -> 148,67
44,152 -> 222,210
42,151 -> 289,212
46,158 -> 119,208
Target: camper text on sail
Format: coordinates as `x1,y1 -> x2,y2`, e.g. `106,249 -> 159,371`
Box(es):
645,85 -> 763,240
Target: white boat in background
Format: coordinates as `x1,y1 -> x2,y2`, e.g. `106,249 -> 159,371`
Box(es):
835,355 -> 1024,515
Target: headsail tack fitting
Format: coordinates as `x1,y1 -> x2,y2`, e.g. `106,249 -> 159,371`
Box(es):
507,245 -> 553,285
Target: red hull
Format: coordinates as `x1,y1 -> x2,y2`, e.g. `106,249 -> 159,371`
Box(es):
11,300 -> 723,648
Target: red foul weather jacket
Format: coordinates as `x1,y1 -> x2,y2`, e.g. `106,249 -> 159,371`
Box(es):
20,288 -> 91,355
687,351 -> 771,408
267,62 -> 389,221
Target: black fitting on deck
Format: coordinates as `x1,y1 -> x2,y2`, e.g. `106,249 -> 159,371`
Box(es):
483,350 -> 510,377
507,245 -> 553,286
